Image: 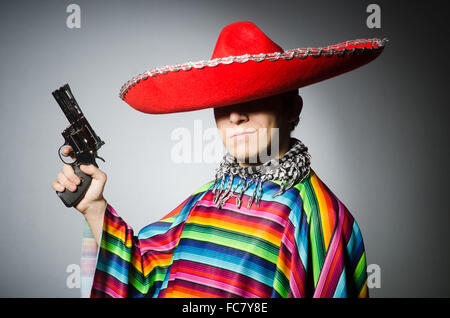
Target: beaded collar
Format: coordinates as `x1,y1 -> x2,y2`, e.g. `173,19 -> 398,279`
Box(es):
211,137 -> 311,209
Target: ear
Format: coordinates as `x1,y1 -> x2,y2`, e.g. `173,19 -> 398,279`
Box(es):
290,94 -> 303,120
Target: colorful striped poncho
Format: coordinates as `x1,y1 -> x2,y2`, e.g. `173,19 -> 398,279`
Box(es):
81,168 -> 368,298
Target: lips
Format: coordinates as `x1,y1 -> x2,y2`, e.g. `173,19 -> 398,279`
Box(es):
229,127 -> 257,138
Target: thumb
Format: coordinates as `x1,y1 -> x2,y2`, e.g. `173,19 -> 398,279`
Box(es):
79,164 -> 106,181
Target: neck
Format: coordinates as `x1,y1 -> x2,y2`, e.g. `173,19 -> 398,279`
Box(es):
238,136 -> 292,168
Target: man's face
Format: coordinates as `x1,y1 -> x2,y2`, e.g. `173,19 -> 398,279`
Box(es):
214,93 -> 293,165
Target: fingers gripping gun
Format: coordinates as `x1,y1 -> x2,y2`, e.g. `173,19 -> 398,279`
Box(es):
52,84 -> 105,207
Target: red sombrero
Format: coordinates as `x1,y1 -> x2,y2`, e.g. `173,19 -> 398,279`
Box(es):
119,21 -> 387,114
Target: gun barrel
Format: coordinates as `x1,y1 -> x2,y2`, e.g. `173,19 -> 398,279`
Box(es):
52,84 -> 85,124
62,84 -> 84,118
52,90 -> 75,123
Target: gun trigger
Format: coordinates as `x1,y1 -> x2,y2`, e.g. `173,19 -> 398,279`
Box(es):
58,144 -> 76,165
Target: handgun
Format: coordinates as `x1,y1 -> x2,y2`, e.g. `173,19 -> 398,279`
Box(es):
52,84 -> 105,207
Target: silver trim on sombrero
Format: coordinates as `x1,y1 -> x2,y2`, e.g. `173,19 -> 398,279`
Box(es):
119,38 -> 388,100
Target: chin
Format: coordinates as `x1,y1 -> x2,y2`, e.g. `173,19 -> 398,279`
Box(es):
229,148 -> 261,164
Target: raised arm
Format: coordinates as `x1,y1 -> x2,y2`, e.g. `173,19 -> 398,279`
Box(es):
51,145 -> 108,245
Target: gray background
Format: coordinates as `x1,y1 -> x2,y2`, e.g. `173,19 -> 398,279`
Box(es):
0,0 -> 448,297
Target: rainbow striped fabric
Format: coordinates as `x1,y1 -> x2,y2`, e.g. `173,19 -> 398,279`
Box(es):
81,168 -> 368,298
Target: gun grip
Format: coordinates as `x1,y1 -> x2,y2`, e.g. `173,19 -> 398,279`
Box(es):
56,164 -> 92,208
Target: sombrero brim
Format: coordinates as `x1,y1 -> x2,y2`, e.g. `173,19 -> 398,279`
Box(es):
120,38 -> 387,114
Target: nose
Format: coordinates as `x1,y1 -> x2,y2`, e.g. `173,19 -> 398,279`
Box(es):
229,110 -> 249,125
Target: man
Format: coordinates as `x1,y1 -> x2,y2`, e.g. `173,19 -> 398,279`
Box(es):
51,21 -> 386,298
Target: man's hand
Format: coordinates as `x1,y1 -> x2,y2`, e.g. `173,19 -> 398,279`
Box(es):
51,146 -> 107,244
51,146 -> 107,214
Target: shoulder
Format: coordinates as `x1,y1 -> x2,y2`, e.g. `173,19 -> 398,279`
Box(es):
293,169 -> 359,244
138,179 -> 215,238
159,179 -> 215,221
191,179 -> 215,196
